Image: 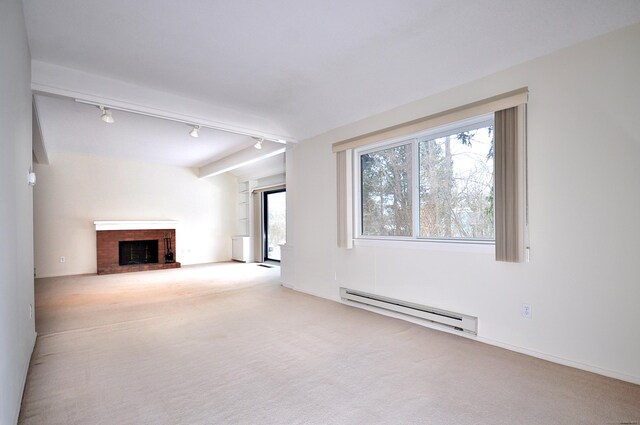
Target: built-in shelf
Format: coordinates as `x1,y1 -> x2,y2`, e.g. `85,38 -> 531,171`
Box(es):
237,181 -> 251,236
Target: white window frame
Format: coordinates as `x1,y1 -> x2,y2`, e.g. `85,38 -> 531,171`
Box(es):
354,113 -> 495,246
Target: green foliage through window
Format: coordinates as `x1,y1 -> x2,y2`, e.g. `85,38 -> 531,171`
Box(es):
359,121 -> 494,241
361,144 -> 412,236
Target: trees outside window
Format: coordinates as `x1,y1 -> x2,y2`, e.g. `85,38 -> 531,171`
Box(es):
360,144 -> 412,236
359,120 -> 494,242
419,126 -> 494,239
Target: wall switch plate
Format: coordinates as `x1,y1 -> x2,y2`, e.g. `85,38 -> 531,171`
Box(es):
59,256 -> 65,263
522,303 -> 532,319
29,304 -> 33,319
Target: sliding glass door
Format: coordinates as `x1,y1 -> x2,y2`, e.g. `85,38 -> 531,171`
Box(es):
263,189 -> 286,262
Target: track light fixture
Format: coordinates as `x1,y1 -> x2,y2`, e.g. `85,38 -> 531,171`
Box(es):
76,99 -> 292,144
99,106 -> 114,124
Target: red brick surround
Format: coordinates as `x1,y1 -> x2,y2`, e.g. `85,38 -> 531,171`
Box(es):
97,229 -> 180,275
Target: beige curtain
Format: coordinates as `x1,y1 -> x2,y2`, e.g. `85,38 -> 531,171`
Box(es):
252,192 -> 263,262
336,150 -> 353,249
494,105 -> 526,262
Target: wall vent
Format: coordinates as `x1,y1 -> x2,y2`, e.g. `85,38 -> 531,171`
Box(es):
340,287 -> 477,335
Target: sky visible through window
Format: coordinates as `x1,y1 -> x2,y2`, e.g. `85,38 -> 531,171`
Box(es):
360,123 -> 494,240
419,125 -> 494,239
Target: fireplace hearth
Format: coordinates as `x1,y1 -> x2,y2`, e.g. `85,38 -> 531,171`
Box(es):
94,221 -> 181,275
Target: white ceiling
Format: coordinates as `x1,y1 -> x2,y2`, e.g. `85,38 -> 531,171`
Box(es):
34,95 -> 255,168
23,0 -> 640,171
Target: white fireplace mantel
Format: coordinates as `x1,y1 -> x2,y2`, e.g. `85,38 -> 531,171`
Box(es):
94,220 -> 178,231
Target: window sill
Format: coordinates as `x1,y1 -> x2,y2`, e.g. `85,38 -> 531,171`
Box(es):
353,237 -> 495,254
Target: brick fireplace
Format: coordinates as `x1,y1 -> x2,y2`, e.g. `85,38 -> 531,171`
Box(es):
95,221 -> 181,275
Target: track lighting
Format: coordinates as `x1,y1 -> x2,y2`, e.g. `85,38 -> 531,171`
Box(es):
76,99 -> 292,144
99,106 -> 114,124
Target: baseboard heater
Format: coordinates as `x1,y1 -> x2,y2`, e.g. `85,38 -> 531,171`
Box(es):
340,287 -> 478,335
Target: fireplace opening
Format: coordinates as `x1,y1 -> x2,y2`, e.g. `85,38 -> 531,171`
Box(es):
119,240 -> 159,266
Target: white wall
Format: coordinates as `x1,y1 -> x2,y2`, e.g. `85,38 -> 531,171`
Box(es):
34,154 -> 237,277
287,24 -> 640,383
0,0 -> 37,423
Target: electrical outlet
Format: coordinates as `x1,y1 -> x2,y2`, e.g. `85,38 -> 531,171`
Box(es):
59,256 -> 65,263
29,304 -> 33,319
522,303 -> 532,319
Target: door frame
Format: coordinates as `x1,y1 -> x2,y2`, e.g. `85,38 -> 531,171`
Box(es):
263,188 -> 286,262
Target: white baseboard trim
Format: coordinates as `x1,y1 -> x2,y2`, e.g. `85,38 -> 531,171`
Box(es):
286,285 -> 640,386
475,336 -> 640,386
280,284 -> 341,303
13,331 -> 37,425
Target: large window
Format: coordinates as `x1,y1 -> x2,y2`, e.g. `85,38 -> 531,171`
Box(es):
338,89 -> 527,260
358,116 -> 494,242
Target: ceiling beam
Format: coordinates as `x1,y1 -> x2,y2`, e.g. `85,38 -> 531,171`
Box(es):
198,142 -> 286,179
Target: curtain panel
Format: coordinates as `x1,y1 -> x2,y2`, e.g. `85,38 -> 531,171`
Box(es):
336,150 -> 353,249
494,105 -> 527,262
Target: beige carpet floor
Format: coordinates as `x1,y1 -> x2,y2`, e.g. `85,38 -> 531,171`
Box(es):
19,262 -> 640,425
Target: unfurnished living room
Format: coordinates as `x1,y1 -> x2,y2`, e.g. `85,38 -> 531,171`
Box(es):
2,1 -> 640,424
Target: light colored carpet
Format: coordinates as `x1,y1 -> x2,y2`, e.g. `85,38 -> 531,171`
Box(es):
19,262 -> 640,425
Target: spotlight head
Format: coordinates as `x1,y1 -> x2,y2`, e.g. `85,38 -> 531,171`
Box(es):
254,138 -> 263,149
189,125 -> 200,138
99,106 -> 114,124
